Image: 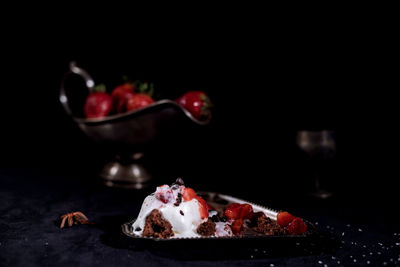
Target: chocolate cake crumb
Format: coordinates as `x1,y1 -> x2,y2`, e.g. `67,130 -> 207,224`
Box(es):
174,193 -> 183,206
135,227 -> 142,231
180,210 -> 184,216
250,213 -> 287,235
142,209 -> 174,238
197,220 -> 216,236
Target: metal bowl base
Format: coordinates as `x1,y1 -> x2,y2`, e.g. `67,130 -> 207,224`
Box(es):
99,155 -> 152,189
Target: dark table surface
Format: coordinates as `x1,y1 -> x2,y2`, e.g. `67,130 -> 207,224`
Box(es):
1,167 -> 399,267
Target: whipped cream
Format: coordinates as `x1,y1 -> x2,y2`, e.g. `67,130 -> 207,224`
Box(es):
132,181 -> 233,238
132,184 -> 205,238
215,222 -> 233,237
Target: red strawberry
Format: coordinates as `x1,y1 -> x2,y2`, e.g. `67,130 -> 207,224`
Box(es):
182,188 -> 196,201
111,83 -> 135,113
126,94 -> 155,111
114,91 -> 134,113
224,203 -> 242,220
84,85 -> 113,118
231,219 -> 244,235
182,188 -> 208,218
239,204 -> 253,220
224,203 -> 254,221
176,91 -> 212,120
277,212 -> 295,227
286,217 -> 307,235
194,196 -> 209,219
111,83 -> 135,100
155,185 -> 174,204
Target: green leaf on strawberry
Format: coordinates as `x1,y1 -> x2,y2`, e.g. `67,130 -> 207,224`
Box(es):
135,81 -> 155,97
93,83 -> 106,93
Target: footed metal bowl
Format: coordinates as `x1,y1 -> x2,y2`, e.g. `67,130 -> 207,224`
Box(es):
60,62 -> 210,188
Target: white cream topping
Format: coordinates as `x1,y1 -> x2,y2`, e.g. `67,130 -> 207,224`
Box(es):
132,183 -> 233,238
160,198 -> 202,237
215,222 -> 233,237
132,194 -> 204,238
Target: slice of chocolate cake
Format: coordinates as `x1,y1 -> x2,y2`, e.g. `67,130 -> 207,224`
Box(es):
142,209 -> 174,238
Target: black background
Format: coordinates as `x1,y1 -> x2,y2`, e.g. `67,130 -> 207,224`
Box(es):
1,17 -> 398,221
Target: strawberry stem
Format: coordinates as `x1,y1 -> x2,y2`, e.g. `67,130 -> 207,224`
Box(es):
93,83 -> 106,93
135,81 -> 155,97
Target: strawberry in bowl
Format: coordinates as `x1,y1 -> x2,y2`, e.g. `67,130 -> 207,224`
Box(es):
110,81 -> 155,114
111,82 -> 136,113
126,94 -> 155,112
176,91 -> 212,120
83,84 -> 113,119
60,62 -> 212,189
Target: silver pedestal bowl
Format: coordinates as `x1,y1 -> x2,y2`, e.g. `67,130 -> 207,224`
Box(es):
60,62 -> 210,189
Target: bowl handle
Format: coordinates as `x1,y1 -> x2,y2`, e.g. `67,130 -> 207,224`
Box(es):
59,61 -> 95,116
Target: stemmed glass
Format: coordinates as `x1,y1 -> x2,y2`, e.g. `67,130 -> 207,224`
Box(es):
296,130 -> 336,199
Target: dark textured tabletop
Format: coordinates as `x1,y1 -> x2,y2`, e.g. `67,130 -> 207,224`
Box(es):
1,167 -> 399,267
